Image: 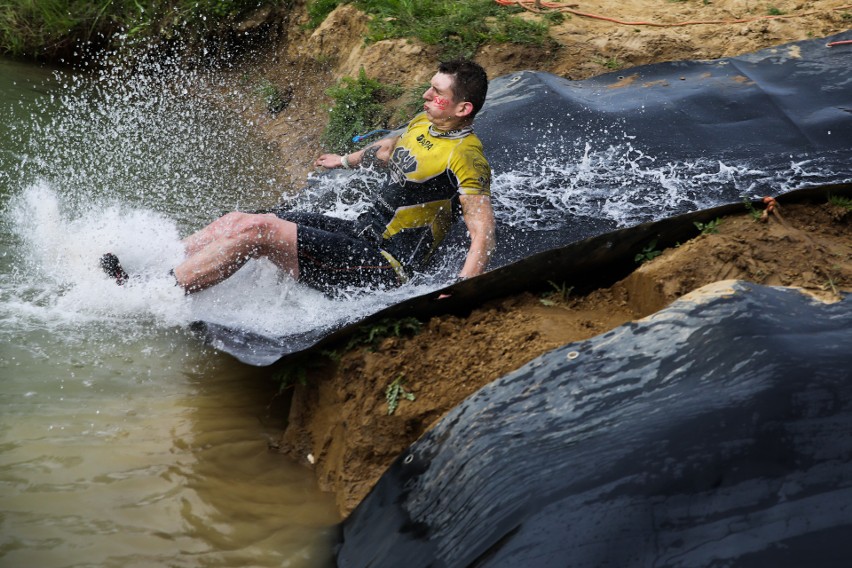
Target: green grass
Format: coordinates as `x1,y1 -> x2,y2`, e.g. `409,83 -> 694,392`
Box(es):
0,0 -> 126,59
322,67 -> 403,153
742,196 -> 763,221
694,218 -> 722,235
828,193 -> 852,210
385,374 -> 415,415
539,280 -> 573,306
0,0 -> 285,60
390,81 -> 431,126
307,0 -> 554,59
343,316 -> 423,352
594,55 -> 622,70
635,239 -> 662,264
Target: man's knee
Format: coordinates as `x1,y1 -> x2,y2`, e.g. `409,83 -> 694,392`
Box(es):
230,213 -> 295,246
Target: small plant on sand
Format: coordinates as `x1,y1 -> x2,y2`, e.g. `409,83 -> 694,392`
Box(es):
742,196 -> 763,221
694,218 -> 722,235
345,317 -> 423,352
635,239 -> 662,264
821,276 -> 841,297
543,11 -> 568,25
254,78 -> 291,115
386,374 -> 415,415
767,6 -> 785,15
828,194 -> 852,210
540,280 -> 574,306
596,56 -> 622,70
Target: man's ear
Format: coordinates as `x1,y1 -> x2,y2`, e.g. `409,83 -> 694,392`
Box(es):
456,101 -> 474,118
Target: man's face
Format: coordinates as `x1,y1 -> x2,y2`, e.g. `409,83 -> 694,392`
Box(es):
422,72 -> 463,125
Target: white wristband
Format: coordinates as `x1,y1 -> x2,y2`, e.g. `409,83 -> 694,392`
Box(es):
340,154 -> 350,169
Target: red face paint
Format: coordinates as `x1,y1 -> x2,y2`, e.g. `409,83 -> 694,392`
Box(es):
433,95 -> 450,110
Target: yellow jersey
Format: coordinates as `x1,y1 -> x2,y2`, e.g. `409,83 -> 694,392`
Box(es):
358,113 -> 491,271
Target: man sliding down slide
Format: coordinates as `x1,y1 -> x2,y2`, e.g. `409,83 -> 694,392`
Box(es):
101,59 -> 495,296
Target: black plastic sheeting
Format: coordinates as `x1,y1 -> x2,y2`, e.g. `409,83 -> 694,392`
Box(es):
198,33 -> 852,365
477,31 -> 851,262
197,183 -> 850,365
478,31 -> 851,174
336,281 -> 852,567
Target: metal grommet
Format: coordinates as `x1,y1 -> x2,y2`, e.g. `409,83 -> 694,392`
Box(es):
567,351 -> 580,360
403,454 -> 414,464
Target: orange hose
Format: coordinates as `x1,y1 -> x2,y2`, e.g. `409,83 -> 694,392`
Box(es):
494,0 -> 852,28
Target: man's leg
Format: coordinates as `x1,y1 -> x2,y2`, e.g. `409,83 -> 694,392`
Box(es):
173,212 -> 299,293
181,212 -> 244,257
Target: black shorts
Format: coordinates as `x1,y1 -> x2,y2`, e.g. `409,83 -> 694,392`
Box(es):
274,211 -> 404,295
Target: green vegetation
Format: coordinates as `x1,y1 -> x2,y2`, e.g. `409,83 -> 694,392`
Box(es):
391,81 -> 431,126
543,11 -> 568,25
694,218 -> 722,235
323,67 -> 403,153
271,316 -> 423,393
828,193 -> 852,210
822,276 -> 840,297
635,239 -> 662,264
539,280 -> 573,307
0,0 -> 284,60
254,78 -> 291,114
385,374 -> 415,415
306,0 -> 344,28
306,0 -> 554,59
767,6 -> 785,16
596,56 -> 622,70
344,316 -> 423,351
742,196 -> 763,221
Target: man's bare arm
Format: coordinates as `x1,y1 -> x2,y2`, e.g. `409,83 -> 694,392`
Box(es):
458,194 -> 496,279
314,136 -> 400,169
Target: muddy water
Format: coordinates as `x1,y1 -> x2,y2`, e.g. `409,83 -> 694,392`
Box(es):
0,59 -> 338,567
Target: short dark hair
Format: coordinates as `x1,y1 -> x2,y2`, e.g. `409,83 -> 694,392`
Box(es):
438,59 -> 488,117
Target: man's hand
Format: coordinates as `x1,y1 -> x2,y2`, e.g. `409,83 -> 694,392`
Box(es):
315,153 -> 345,169
314,136 -> 400,170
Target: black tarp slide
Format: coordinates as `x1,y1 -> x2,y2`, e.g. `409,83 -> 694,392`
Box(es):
336,281 -> 852,567
198,32 -> 851,365
198,183 -> 851,365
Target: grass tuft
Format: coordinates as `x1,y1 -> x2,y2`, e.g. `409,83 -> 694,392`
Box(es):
0,0 -> 285,60
322,67 -> 403,153
306,0 -> 554,59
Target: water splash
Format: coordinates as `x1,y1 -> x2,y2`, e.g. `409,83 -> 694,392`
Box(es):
3,46 -> 849,346
5,48 -> 284,230
490,141 -> 850,231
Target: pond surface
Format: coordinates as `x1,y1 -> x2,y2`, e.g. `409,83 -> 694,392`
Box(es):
0,58 -> 339,568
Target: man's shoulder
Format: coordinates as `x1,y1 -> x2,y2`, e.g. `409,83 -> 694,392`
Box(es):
406,113 -> 430,130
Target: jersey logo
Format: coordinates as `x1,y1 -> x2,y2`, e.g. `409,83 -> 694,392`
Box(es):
390,146 -> 418,186
473,157 -> 491,187
416,134 -> 434,150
